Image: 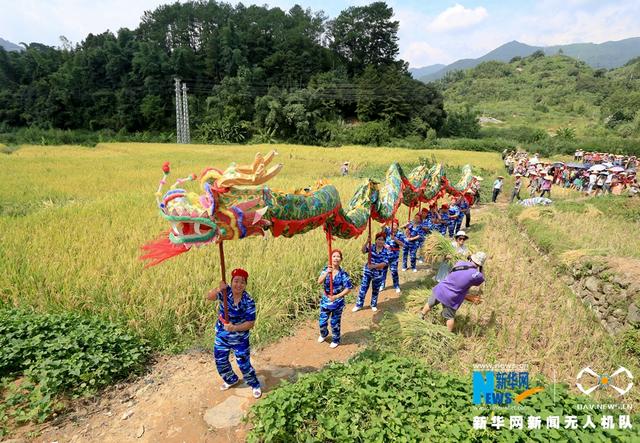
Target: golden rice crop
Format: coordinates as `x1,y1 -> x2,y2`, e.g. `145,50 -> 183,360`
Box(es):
0,143 -> 502,349
558,248 -> 610,265
420,232 -> 470,265
374,310 -> 460,369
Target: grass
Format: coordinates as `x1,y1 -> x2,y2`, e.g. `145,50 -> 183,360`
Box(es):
372,203 -> 640,407
0,143 -> 503,351
508,197 -> 640,258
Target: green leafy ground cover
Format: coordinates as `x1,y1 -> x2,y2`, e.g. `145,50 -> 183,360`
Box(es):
0,308 -> 150,433
248,351 -> 638,442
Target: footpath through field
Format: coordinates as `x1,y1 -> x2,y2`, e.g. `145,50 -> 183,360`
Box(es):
30,268 -> 427,443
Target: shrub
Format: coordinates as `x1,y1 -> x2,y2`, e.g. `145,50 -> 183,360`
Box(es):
348,121 -> 392,146
248,351 -> 639,442
555,127 -> 576,140
196,118 -> 251,143
441,107 -> 481,138
0,308 -> 150,424
620,328 -> 640,359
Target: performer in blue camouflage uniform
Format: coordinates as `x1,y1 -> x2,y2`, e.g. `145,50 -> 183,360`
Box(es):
438,204 -> 450,236
454,195 -> 469,232
380,219 -> 404,293
427,204 -> 442,237
353,232 -> 389,312
417,208 -> 434,264
447,199 -> 461,238
317,249 -> 353,348
458,195 -> 470,229
208,268 -> 262,398
402,214 -> 423,272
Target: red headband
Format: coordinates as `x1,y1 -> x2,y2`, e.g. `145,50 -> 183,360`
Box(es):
375,232 -> 386,240
331,249 -> 343,258
231,268 -> 249,280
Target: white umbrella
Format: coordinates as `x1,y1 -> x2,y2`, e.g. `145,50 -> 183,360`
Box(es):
529,158 -> 540,165
602,162 -> 614,168
609,166 -> 625,173
589,164 -> 607,172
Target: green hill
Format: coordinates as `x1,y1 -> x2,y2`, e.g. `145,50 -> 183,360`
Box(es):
420,37 -> 640,82
439,52 -> 640,138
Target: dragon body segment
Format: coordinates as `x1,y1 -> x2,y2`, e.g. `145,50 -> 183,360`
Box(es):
141,151 -> 478,266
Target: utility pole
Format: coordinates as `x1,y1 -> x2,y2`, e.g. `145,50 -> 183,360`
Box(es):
182,82 -> 190,144
174,77 -> 183,143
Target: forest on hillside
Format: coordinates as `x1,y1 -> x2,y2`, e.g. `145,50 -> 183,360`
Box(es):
0,1 -> 448,145
2,1 -> 640,155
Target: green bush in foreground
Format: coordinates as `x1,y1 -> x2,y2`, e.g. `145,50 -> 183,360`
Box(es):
248,351 -> 638,442
0,308 -> 150,426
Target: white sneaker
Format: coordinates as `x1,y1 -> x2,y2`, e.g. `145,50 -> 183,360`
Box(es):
418,259 -> 424,264
318,335 -> 327,343
401,268 -> 407,272
220,380 -> 240,391
395,288 -> 401,293
329,342 -> 339,349
379,286 -> 385,292
371,306 -> 378,312
352,306 -> 361,312
413,268 -> 418,273
252,387 -> 262,398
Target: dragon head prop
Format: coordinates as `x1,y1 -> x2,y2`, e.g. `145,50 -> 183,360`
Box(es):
141,152 -> 282,266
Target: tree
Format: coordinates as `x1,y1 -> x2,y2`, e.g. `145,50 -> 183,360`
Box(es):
327,2 -> 399,76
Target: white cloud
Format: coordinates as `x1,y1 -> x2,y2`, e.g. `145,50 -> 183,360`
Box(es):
428,4 -> 488,33
401,41 -> 451,67
514,1 -> 640,46
1,0 -> 179,47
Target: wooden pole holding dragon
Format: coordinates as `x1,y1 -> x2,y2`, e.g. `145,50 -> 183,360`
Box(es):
219,241 -> 229,322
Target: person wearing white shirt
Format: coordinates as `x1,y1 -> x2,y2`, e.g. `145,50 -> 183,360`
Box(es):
492,176 -> 504,203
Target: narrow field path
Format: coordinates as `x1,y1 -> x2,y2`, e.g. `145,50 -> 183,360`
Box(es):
28,270 -> 427,443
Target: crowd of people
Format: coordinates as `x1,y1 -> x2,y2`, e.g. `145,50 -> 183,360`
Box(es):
205,193 -> 487,395
499,150 -> 639,200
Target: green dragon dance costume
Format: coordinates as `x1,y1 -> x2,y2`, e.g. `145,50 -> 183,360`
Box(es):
141,151 -> 477,266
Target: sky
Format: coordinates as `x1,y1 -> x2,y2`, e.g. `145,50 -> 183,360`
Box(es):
2,0 -> 640,68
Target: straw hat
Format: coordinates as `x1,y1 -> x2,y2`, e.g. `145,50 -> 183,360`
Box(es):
470,252 -> 487,267
497,175 -> 504,179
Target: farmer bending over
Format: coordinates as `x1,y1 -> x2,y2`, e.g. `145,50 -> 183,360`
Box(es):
420,252 -> 486,332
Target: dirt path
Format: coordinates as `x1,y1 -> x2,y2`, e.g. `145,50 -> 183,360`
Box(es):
25,270 -> 427,443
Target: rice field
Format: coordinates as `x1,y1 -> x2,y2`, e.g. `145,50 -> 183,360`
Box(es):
0,143 -> 503,349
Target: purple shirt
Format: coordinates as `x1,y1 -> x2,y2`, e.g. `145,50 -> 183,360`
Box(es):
433,261 -> 485,310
